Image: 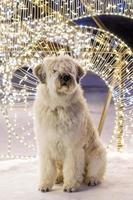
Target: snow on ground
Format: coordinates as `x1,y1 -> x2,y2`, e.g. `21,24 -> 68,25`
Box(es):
0,152 -> 133,200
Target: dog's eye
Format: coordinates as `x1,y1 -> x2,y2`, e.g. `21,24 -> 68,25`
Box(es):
53,69 -> 57,73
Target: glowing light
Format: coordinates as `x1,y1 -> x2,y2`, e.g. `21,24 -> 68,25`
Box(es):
0,0 -> 133,159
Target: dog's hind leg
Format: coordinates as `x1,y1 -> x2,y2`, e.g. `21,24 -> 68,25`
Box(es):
84,145 -> 106,186
55,161 -> 63,184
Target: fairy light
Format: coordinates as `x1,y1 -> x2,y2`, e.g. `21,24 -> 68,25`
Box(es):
81,0 -> 133,19
0,0 -> 133,159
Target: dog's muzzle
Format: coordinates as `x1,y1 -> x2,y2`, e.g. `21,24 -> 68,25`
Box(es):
58,73 -> 72,86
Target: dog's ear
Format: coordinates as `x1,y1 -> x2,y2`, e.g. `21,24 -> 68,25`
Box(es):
33,64 -> 46,83
76,64 -> 85,83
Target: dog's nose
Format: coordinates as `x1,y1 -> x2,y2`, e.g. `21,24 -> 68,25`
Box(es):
59,74 -> 71,84
62,74 -> 71,82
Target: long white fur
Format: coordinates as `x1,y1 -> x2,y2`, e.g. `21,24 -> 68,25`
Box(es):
33,55 -> 107,192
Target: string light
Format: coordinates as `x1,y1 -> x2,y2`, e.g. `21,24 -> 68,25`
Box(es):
0,0 -> 133,159
81,0 -> 133,19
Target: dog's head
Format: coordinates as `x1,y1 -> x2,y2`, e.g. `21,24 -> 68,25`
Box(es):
34,55 -> 85,96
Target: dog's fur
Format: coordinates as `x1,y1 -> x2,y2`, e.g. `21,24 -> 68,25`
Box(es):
33,55 -> 107,192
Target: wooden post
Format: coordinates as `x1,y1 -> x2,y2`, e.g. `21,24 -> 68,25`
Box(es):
98,90 -> 112,135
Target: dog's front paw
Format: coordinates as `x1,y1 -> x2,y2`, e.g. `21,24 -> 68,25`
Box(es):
38,183 -> 53,192
85,176 -> 101,186
63,182 -> 80,192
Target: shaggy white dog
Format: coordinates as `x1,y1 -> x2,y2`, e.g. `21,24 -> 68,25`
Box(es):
33,55 -> 107,192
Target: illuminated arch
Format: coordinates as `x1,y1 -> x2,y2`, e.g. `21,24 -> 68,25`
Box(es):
0,19 -> 132,159
0,1 -> 133,159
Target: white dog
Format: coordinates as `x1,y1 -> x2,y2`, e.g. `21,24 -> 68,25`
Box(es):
33,55 -> 106,192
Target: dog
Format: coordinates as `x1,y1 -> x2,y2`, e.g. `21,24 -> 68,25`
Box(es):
33,55 -> 107,192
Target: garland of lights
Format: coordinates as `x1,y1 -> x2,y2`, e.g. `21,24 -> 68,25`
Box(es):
10,0 -> 133,19
81,0 -> 133,19
0,0 -> 133,159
